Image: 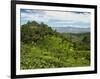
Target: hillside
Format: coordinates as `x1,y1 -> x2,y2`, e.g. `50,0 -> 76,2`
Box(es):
21,21 -> 90,69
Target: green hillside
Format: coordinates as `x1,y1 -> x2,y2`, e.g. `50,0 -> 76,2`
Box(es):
21,21 -> 90,69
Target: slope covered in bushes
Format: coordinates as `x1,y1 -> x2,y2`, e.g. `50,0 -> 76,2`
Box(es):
21,21 -> 90,69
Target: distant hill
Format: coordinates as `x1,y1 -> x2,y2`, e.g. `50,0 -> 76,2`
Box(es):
51,27 -> 90,33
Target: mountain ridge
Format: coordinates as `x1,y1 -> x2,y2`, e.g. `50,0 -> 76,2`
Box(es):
51,27 -> 90,33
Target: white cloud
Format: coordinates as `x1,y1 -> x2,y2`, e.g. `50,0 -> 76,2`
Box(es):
21,9 -> 91,28
44,11 -> 91,23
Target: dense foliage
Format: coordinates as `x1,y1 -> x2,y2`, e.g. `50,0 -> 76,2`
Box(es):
21,21 -> 90,69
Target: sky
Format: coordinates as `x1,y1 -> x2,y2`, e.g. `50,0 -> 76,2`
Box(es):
20,9 -> 91,28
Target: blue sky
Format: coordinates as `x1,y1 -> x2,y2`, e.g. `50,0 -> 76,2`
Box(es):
21,9 -> 91,28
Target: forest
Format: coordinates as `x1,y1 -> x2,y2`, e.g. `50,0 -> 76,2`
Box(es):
20,21 -> 90,69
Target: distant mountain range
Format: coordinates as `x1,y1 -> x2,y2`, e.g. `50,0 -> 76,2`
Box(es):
51,27 -> 90,33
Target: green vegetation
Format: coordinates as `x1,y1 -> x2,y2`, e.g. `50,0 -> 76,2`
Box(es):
21,21 -> 90,69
